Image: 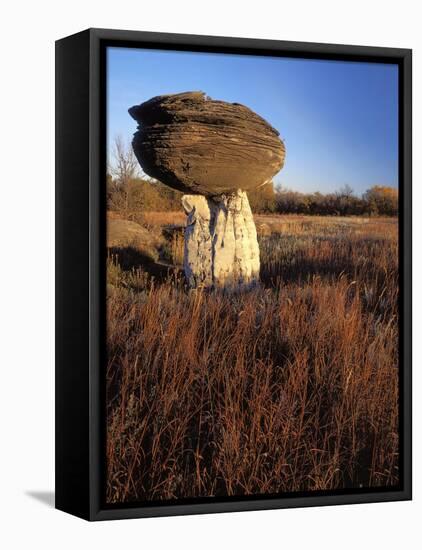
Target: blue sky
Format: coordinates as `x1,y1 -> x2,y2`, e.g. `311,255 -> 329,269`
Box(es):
107,47 -> 398,195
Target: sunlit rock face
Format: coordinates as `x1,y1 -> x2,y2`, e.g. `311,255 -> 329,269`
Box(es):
182,191 -> 260,289
129,91 -> 285,197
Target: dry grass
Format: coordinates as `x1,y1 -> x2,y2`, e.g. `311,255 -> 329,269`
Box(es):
106,215 -> 399,503
140,210 -> 186,228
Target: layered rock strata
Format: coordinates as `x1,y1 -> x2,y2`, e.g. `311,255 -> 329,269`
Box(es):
129,91 -> 285,196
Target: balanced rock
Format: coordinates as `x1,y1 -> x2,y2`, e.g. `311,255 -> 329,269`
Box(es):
129,92 -> 286,290
129,91 -> 285,196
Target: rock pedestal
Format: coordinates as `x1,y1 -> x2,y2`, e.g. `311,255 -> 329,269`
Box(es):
182,190 -> 260,290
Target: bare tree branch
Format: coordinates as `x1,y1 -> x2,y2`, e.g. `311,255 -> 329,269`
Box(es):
110,135 -> 139,187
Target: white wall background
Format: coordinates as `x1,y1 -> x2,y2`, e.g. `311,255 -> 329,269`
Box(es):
0,1 -> 419,548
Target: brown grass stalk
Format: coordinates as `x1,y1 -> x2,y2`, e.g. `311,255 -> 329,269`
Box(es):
106,215 -> 399,503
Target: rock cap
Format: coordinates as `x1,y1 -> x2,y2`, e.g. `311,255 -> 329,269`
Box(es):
129,91 -> 285,196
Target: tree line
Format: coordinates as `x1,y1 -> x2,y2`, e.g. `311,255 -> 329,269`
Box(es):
249,183 -> 398,216
108,175 -> 398,217
108,136 -> 398,217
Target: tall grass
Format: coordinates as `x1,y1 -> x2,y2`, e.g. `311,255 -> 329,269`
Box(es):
106,216 -> 399,503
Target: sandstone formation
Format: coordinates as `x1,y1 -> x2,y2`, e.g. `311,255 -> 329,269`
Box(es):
107,217 -> 160,262
129,91 -> 285,196
129,92 -> 285,289
182,191 -> 260,289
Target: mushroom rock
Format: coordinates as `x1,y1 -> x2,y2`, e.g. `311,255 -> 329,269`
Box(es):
129,91 -> 285,289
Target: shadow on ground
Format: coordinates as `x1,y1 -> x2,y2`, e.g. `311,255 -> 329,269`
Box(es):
25,491 -> 55,508
108,245 -> 179,283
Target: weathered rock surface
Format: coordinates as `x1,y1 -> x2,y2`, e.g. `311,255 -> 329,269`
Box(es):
129,91 -> 285,196
182,195 -> 213,287
107,218 -> 160,262
182,190 -> 260,289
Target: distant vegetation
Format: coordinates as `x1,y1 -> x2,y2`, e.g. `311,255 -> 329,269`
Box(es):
107,174 -> 183,214
108,176 -> 398,217
108,175 -> 398,218
268,184 -> 398,217
107,136 -> 183,218
107,137 -> 398,217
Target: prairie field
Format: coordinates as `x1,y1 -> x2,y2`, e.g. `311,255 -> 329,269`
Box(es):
106,213 -> 399,504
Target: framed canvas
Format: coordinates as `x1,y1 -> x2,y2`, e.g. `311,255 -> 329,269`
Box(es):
55,28 -> 412,521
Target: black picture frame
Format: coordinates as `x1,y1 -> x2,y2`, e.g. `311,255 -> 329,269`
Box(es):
55,27 -> 412,521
